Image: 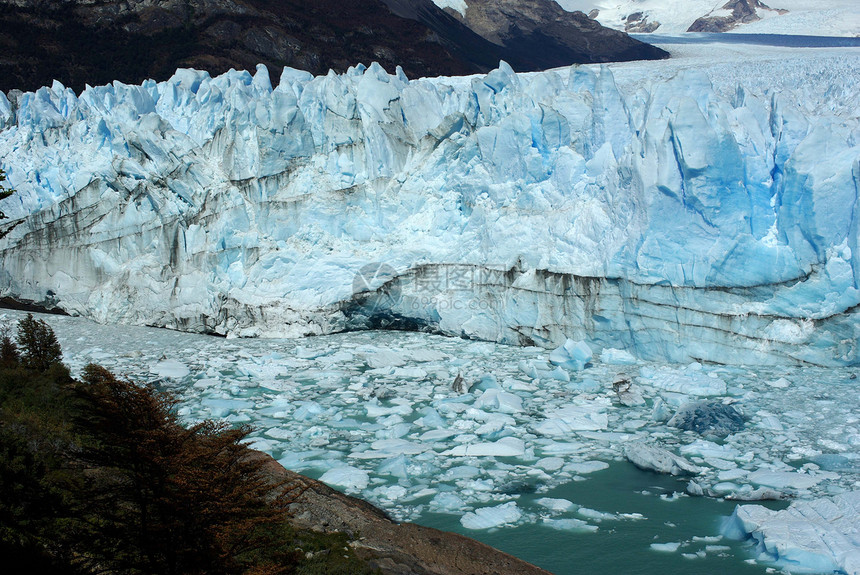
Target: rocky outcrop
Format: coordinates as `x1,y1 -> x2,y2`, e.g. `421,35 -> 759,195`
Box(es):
623,12 -> 661,34
0,0 -> 666,93
688,0 -> 787,33
430,0 -> 668,66
254,454 -> 551,575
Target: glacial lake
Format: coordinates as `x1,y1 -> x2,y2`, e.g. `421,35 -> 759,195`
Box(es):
3,308 -> 856,574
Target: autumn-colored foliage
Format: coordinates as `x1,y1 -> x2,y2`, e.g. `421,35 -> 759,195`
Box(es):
73,364 -> 298,575
0,315 -> 378,574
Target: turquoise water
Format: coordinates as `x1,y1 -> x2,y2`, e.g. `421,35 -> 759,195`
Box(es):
417,462 -> 789,575
4,310 -> 850,575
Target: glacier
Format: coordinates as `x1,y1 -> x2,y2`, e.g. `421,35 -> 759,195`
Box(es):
1,51 -> 859,365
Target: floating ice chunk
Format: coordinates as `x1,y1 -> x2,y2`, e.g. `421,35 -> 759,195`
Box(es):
420,429 -> 459,441
366,398 -> 413,417
669,401 -> 744,436
192,377 -> 219,389
679,439 -> 741,461
600,348 -> 637,365
726,492 -> 860,575
650,542 -> 682,553
415,407 -> 446,428
443,437 -> 525,457
766,377 -> 791,389
756,412 -> 785,431
201,397 -> 254,418
246,437 -> 276,452
469,374 -> 500,393
518,360 -> 570,382
371,438 -> 427,455
542,367 -> 571,382
651,397 -> 672,421
549,339 -> 592,371
642,367 -> 727,396
293,401 -> 324,421
319,465 -> 370,491
747,470 -> 822,491
812,454 -> 860,473
406,349 -> 447,362
473,388 -> 524,413
534,401 -> 609,435
617,387 -> 646,407
365,349 -> 406,368
518,360 -> 544,379
542,518 -> 598,532
536,457 -> 565,471
576,507 -> 617,522
295,346 -> 324,359
152,359 -> 190,378
568,377 -> 602,393
536,497 -> 576,512
393,366 -> 428,379
376,454 -> 411,479
460,501 -> 522,530
624,442 -> 702,476
566,461 -> 610,474
431,492 -> 466,512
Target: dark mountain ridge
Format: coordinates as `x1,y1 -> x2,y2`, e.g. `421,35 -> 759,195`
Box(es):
0,0 -> 666,93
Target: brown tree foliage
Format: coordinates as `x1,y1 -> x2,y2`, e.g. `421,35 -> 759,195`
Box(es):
73,365 -> 299,575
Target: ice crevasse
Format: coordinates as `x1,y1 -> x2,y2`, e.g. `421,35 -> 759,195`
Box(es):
0,57 -> 858,366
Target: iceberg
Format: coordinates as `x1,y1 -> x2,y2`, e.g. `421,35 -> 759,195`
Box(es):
726,492 -> 860,575
549,339 -> 592,371
460,501 -> 522,530
624,442 -> 702,476
1,55 -> 859,367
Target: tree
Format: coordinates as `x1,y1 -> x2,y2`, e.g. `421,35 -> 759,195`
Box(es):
73,365 -> 298,575
15,314 -> 62,372
0,325 -> 20,367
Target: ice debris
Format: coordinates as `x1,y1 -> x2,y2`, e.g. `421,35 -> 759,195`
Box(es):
624,443 -> 702,476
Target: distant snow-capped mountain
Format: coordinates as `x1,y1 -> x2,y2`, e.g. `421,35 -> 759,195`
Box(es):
552,0 -> 860,36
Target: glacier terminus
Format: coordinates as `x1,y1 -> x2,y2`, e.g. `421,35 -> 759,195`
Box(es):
1,47 -> 859,367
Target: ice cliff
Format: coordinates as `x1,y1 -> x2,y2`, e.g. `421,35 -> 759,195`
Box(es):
1,57 -> 859,365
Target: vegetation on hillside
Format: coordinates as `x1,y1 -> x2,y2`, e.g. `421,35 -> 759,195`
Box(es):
0,313 -> 379,575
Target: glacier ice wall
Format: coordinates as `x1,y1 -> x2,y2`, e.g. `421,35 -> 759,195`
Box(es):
0,58 -> 859,365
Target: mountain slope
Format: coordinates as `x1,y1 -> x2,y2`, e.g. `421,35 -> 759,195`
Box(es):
556,0 -> 860,36
420,0 -> 670,66
0,0 -> 666,93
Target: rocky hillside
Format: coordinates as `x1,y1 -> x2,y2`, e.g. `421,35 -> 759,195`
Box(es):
0,0 -> 666,93
560,0 -> 858,36
254,453 -> 552,575
391,0 -> 668,69
687,0 -> 786,33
